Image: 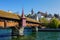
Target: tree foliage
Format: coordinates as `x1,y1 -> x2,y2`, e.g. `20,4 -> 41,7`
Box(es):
26,14 -> 31,17
39,17 -> 60,28
54,14 -> 59,18
48,17 -> 59,28
39,17 -> 48,26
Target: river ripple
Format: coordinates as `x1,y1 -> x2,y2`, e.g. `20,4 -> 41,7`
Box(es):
12,32 -> 60,40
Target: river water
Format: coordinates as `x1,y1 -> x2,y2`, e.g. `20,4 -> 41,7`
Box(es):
0,28 -> 60,40
12,32 -> 60,40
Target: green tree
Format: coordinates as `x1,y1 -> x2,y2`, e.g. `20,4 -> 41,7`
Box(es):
48,17 -> 59,28
39,17 -> 48,27
26,14 -> 31,17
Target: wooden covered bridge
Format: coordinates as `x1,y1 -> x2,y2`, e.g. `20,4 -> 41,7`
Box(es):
0,10 -> 42,28
0,9 -> 45,36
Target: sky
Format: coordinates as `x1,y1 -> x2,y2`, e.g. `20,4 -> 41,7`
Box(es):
0,0 -> 60,15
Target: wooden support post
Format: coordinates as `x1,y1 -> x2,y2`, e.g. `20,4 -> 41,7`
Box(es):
4,20 -> 6,28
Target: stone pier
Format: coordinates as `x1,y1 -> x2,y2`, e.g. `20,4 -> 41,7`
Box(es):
19,27 -> 24,36
36,27 -> 38,32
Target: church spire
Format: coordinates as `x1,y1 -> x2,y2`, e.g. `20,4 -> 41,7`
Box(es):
31,9 -> 34,14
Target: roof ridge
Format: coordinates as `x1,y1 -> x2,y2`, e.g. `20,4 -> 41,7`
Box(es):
0,10 -> 20,20
0,10 -> 19,15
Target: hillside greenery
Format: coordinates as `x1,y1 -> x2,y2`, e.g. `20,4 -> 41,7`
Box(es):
39,17 -> 60,28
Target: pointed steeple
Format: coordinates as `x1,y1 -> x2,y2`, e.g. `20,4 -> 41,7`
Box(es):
21,8 -> 25,18
31,9 -> 34,14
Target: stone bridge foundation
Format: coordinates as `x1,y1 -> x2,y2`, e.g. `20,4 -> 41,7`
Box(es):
31,26 -> 39,32
19,27 -> 24,36
35,27 -> 38,32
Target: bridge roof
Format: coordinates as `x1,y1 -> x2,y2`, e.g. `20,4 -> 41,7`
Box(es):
0,10 -> 40,23
0,10 -> 20,20
26,17 -> 40,23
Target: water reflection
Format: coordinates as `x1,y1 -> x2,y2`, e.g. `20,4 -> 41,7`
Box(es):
12,31 -> 36,40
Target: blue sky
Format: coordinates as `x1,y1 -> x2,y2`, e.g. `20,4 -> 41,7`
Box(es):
0,0 -> 60,15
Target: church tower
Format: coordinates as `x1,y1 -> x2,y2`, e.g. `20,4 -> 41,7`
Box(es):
31,9 -> 34,14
